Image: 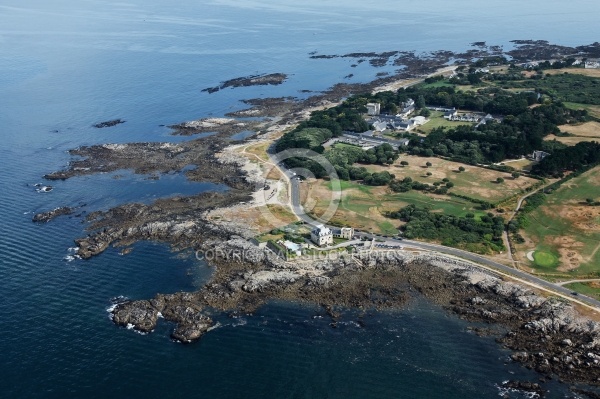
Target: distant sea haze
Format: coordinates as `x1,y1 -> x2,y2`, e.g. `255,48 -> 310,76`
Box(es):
1,0 -> 599,397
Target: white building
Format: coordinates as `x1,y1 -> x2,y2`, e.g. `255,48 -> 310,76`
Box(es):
332,227 -> 354,240
410,116 -> 428,126
311,225 -> 333,246
366,103 -> 381,116
443,109 -> 458,119
281,240 -> 302,257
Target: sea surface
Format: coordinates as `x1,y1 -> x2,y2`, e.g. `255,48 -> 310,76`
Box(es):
2,1 -> 600,397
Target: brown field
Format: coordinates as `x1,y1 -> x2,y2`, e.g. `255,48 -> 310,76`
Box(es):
558,121 -> 600,138
544,68 -> 600,78
499,158 -> 537,171
545,134 -> 600,146
243,142 -> 270,162
366,155 -> 538,202
209,203 -> 297,234
521,70 -> 537,78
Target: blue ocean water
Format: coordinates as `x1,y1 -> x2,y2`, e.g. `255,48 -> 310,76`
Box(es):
2,1 -> 600,397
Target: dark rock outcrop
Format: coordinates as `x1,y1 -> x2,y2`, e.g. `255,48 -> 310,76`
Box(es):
93,119 -> 125,128
32,206 -> 73,223
202,73 -> 287,94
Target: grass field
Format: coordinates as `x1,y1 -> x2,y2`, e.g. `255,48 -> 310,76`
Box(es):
303,179 -> 484,235
544,121 -> 600,145
244,142 -> 270,162
518,166 -> 600,275
533,251 -> 559,268
420,81 -> 455,89
544,68 -> 600,78
559,121 -> 600,137
365,155 -> 538,203
499,158 -> 537,172
414,111 -> 475,134
544,134 -> 600,145
564,102 -> 600,119
563,282 -> 600,300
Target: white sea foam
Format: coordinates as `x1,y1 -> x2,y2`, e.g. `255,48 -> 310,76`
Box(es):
106,305 -> 116,320
157,312 -> 164,319
126,323 -> 134,330
232,318 -> 247,327
207,322 -> 222,332
36,186 -> 53,193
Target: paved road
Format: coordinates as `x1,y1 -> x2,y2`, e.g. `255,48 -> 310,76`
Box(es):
267,149 -> 600,310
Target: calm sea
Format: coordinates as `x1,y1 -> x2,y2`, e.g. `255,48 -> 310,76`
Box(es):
1,1 -> 600,397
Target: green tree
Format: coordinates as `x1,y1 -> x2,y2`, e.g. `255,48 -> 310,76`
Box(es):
496,177 -> 504,184
446,182 -> 454,188
426,161 -> 432,167
511,172 -> 521,179
400,161 -> 409,166
458,166 -> 466,172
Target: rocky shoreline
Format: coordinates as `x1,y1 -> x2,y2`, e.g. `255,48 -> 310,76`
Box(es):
36,39 -> 600,394
110,241 -> 600,388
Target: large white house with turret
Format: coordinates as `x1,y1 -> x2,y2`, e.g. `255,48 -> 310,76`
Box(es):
310,225 -> 333,246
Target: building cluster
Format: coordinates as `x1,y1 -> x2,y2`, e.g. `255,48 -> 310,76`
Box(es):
520,58 -> 599,69
444,111 -> 494,124
310,225 -> 354,247
585,60 -> 600,69
366,99 -> 429,133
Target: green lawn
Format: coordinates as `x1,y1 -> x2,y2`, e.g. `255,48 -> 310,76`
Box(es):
563,282 -> 600,300
563,102 -> 600,119
314,179 -> 483,235
420,81 -> 455,89
414,111 -> 475,135
533,251 -> 559,268
334,182 -> 482,218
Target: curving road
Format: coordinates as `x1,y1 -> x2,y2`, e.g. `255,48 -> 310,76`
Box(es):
267,149 -> 600,311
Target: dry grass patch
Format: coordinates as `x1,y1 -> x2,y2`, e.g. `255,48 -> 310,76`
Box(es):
545,134 -> 600,145
521,70 -> 537,78
244,142 -> 270,162
558,121 -> 600,138
544,68 -> 600,78
500,158 -> 537,171
266,166 -> 283,180
367,155 -> 537,202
